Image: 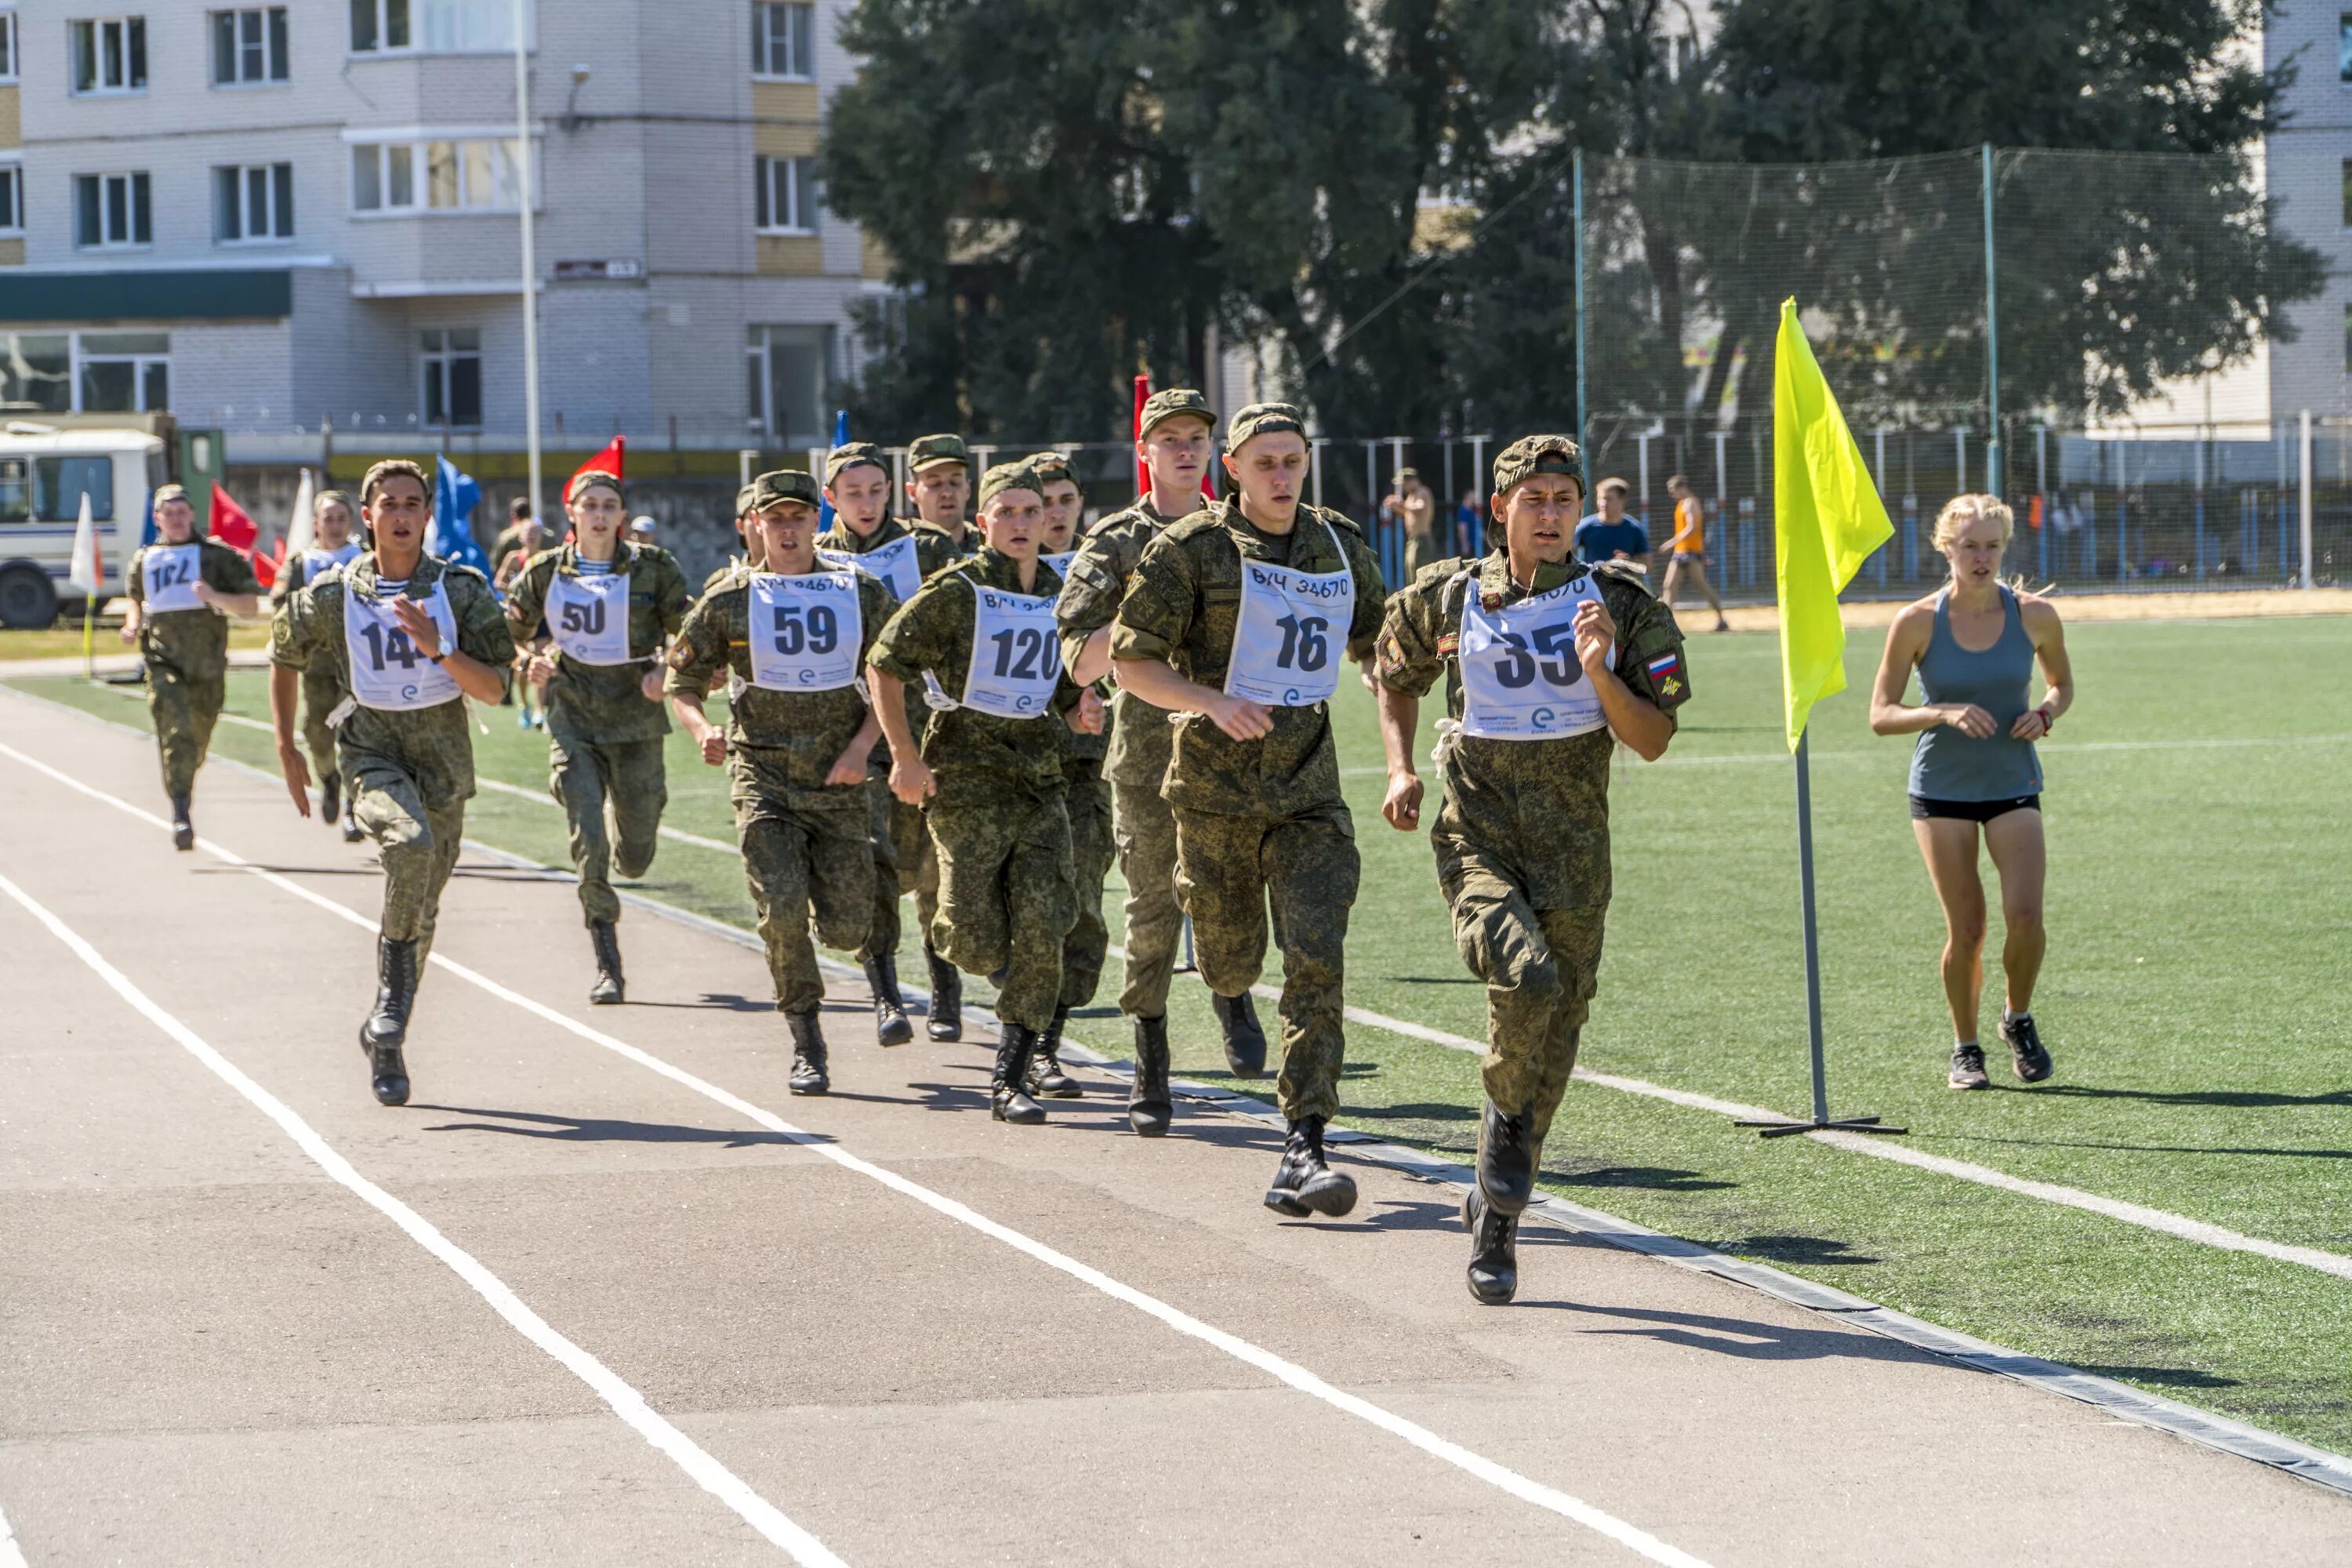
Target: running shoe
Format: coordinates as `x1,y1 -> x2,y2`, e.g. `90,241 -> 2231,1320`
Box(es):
1947,1043 -> 1990,1091
2001,1013 -> 2053,1083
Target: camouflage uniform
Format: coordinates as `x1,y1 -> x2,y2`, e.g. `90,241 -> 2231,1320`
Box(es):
270,554 -> 514,953
502,541 -> 693,926
663,567 -> 898,1014
270,544 -> 362,788
1109,496 -> 1387,1123
1377,550 -> 1689,1142
125,537 -> 262,799
1055,493 -> 1200,1018
869,547 -> 1081,1032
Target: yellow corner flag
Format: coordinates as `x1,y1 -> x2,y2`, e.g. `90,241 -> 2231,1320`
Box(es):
1773,298 -> 1893,750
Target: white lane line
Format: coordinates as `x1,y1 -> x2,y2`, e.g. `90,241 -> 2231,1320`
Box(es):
0,741 -> 1711,1568
0,881 -> 844,1567
0,1501 -> 27,1568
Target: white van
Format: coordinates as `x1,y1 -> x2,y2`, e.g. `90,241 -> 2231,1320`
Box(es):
0,423 -> 169,629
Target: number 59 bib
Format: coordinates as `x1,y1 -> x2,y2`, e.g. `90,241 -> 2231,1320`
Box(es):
960,585 -> 1061,718
1224,520 -> 1352,708
545,570 -> 633,666
747,571 -> 861,691
1457,575 -> 1606,739
343,583 -> 462,711
142,544 -> 205,614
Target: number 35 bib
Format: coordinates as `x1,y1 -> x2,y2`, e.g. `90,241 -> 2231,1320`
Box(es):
545,571 -> 633,666
1457,575 -> 1606,739
748,571 -> 862,691
1224,520 -> 1353,708
960,585 -> 1061,718
343,583 -> 463,711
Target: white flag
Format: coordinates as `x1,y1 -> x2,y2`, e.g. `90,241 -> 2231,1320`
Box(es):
284,468 -> 317,560
67,492 -> 104,596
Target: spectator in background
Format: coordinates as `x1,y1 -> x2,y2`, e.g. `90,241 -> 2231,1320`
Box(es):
492,496 -> 543,579
1661,474 -> 1729,633
1382,467 -> 1440,580
1457,488 -> 1486,556
627,514 -> 659,549
1574,477 -> 1650,566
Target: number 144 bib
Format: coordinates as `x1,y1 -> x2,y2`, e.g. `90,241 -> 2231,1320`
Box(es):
1456,575 -> 1607,739
1224,520 -> 1353,708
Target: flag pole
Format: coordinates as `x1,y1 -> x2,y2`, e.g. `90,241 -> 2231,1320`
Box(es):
82,593 -> 95,681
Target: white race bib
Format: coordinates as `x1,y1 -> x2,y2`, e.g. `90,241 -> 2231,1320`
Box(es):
142,545 -> 205,614
1041,550 -> 1077,578
343,583 -> 462,711
546,570 -> 633,666
819,532 -> 921,604
1457,574 -> 1609,740
1223,521 -> 1352,708
747,571 -> 861,691
960,583 -> 1061,718
302,543 -> 361,579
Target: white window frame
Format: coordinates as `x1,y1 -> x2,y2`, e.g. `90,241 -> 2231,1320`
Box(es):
754,154 -> 818,235
0,9 -> 20,85
70,15 -> 147,96
74,170 -> 152,250
73,331 -> 171,415
751,1 -> 813,81
351,0 -> 532,58
211,6 -> 288,86
216,161 -> 293,244
349,134 -> 539,216
418,327 -> 482,429
745,323 -> 835,443
0,160 -> 23,235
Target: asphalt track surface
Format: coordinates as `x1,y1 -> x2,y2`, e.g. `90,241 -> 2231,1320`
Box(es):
3,694 -> 2348,1566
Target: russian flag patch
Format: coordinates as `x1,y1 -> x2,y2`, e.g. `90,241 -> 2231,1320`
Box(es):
1646,651 -> 1680,680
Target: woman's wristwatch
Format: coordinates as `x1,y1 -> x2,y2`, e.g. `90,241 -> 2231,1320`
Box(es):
2034,705 -> 2054,731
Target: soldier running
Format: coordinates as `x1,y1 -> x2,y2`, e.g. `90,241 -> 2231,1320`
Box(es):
1110,402 -> 1386,1214
268,459 -> 515,1105
1374,434 -> 1687,1303
1055,387 -> 1224,1135
122,482 -> 262,850
666,469 -> 897,1094
866,461 -> 1100,1125
503,468 -> 693,1005
270,487 -> 365,841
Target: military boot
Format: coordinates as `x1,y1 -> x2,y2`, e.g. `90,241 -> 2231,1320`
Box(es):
1477,1100 -> 1538,1216
924,944 -> 963,1041
1462,1188 -> 1520,1305
991,1025 -> 1047,1124
359,935 -> 418,1107
863,953 -> 913,1046
1127,1014 -> 1173,1137
169,790 -> 194,852
318,770 -> 340,826
587,919 -> 625,1006
1263,1114 -> 1356,1218
1029,1004 -> 1080,1098
1211,990 -> 1266,1079
786,1007 -> 829,1095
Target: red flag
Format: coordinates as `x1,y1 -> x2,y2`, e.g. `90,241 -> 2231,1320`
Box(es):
1132,375 -> 1150,497
209,484 -> 278,586
571,435 -> 626,494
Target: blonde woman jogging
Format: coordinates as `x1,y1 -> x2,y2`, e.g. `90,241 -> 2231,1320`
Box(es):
1870,495 -> 2073,1091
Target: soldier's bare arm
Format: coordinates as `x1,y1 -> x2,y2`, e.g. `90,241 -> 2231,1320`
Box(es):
829,711 -> 881,786
1376,684 -> 1424,831
1111,658 -> 1272,741
392,597 -> 506,704
267,662 -> 313,816
669,690 -> 728,765
863,669 -> 935,804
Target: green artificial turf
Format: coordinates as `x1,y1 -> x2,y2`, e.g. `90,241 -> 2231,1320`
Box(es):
13,612 -> 2352,1452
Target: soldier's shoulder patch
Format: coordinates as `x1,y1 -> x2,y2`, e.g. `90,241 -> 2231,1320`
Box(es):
666,641 -> 697,670
1375,630 -> 1407,673
1660,674 -> 1684,697
1436,631 -> 1461,655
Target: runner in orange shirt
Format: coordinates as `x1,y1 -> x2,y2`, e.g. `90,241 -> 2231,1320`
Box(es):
1660,474 -> 1728,633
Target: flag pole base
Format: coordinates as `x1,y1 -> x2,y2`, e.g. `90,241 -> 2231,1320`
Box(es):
1734,1114 -> 1908,1140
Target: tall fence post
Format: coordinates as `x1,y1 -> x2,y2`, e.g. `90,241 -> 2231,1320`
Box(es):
2299,408 -> 2315,590
1573,147 -> 1588,466
1310,437 -> 1327,509
1982,143 -> 2002,501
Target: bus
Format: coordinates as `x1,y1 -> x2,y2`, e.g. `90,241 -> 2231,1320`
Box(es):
0,420 -> 172,629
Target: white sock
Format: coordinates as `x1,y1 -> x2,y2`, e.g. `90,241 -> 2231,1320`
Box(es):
1955,1037 -> 1979,1052
2003,1007 -> 2029,1026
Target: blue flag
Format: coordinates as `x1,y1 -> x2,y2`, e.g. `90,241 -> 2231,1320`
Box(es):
818,408 -> 849,529
431,456 -> 492,578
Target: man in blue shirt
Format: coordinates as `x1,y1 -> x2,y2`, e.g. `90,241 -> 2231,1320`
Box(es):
1574,477 -> 1650,565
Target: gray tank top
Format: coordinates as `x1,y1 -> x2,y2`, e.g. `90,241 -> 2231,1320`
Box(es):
1908,586 -> 2042,802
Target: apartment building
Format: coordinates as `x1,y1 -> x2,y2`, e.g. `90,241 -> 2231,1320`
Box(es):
2265,3 -> 2352,419
0,0 -> 887,453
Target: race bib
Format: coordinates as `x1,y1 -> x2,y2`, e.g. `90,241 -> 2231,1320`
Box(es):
1223,521 -> 1353,708
1041,550 -> 1077,578
343,583 -> 462,711
302,543 -> 361,579
546,569 -> 633,666
141,545 -> 205,614
819,533 -> 921,604
960,584 -> 1061,718
1457,575 -> 1608,740
747,571 -> 861,691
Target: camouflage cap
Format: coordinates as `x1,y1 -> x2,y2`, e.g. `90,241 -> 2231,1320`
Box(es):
749,468 -> 822,512
907,432 -> 971,472
1396,466 -> 1421,483
1491,434 -> 1586,499
151,482 -> 191,507
975,460 -> 1045,510
734,482 -> 759,518
1226,401 -> 1308,451
824,440 -> 888,485
1138,387 -> 1215,437
1025,450 -> 1078,488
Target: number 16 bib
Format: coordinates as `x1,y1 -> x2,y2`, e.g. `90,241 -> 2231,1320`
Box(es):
1457,575 -> 1606,739
1224,520 -> 1352,708
960,585 -> 1061,717
343,583 -> 462,711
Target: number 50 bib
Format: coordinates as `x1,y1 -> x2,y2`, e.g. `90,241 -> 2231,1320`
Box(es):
343,583 -> 463,711
748,571 -> 862,691
960,585 -> 1061,717
1224,520 -> 1353,708
1457,575 -> 1607,739
545,570 -> 633,665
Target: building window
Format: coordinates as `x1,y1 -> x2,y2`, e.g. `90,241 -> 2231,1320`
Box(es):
352,0 -> 524,54
0,330 -> 166,417
351,138 -> 532,213
0,332 -> 71,413
752,2 -> 812,78
74,172 -> 152,249
2343,15 -> 2352,82
211,7 -> 288,84
70,16 -> 147,94
745,324 -> 833,444
0,10 -> 18,83
216,162 -> 293,242
754,155 -> 817,234
420,328 -> 482,427
0,166 -> 22,234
